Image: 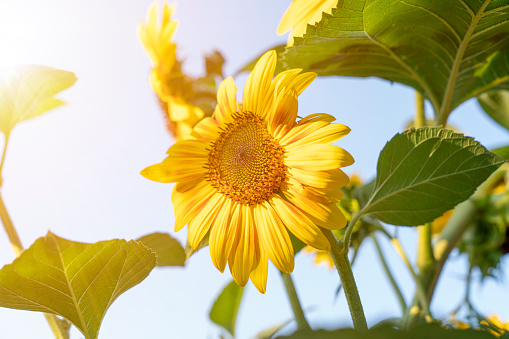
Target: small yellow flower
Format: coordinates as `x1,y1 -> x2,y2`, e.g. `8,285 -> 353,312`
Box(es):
142,50 -> 353,293
138,2 -> 204,140
431,209 -> 454,235
303,246 -> 334,269
482,315 -> 509,336
278,0 -> 338,46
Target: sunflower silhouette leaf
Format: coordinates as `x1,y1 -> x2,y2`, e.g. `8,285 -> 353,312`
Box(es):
362,127 -> 505,226
0,65 -> 76,134
0,232 -> 156,339
210,280 -> 244,337
281,1 -> 509,123
137,232 -> 185,267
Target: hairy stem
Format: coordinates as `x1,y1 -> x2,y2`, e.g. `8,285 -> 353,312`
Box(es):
324,229 -> 367,330
281,272 -> 311,331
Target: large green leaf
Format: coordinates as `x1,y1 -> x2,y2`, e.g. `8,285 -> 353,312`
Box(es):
281,0 -> 509,123
137,232 -> 185,267
362,127 -> 505,226
0,232 -> 156,339
210,280 -> 244,337
478,90 -> 509,132
0,65 -> 76,134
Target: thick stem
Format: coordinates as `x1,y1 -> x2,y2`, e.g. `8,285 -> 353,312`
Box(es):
415,92 -> 425,128
281,272 -> 311,331
417,223 -> 435,274
0,191 -> 22,256
324,229 -> 368,330
0,192 -> 70,338
371,234 -> 407,314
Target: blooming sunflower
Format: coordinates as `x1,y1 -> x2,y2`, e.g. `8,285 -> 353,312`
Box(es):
278,0 -> 338,46
142,50 -> 353,293
138,2 -> 204,140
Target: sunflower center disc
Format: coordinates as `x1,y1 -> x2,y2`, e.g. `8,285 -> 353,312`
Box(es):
206,112 -> 286,205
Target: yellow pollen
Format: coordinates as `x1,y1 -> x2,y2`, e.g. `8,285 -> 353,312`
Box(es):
206,111 -> 286,205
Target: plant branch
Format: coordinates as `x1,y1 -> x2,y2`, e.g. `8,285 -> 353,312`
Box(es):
324,229 -> 367,330
0,132 -> 10,187
0,192 -> 70,338
371,234 -> 407,314
390,237 -> 431,319
281,272 -> 311,331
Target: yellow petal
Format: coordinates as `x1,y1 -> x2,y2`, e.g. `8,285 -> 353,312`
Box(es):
189,117 -> 220,140
298,113 -> 336,124
279,120 -> 329,146
250,248 -> 269,294
0,65 -> 76,134
215,77 -> 237,125
167,99 -> 204,122
286,144 -> 354,170
277,0 -> 338,46
286,176 -> 343,205
288,167 -> 350,189
172,181 -> 216,232
268,89 -> 298,138
259,69 -> 316,119
188,193 -> 226,250
141,157 -> 205,183
166,140 -> 209,158
228,205 -> 260,286
209,200 -> 239,272
255,202 -> 294,273
283,184 -> 347,230
285,123 -> 351,150
270,195 -> 330,251
243,50 -> 277,116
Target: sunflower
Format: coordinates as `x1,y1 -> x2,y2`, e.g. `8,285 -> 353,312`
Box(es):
278,0 -> 338,46
142,50 -> 353,293
138,2 -> 205,140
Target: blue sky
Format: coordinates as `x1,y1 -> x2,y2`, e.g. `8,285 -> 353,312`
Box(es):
0,1 -> 508,338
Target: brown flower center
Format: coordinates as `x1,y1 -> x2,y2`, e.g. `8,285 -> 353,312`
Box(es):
206,111 -> 286,205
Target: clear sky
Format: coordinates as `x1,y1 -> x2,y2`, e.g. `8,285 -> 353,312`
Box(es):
0,1 -> 508,338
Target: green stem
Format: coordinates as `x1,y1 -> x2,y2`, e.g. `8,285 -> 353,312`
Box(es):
0,192 -> 70,339
281,272 -> 311,331
342,208 -> 365,251
415,92 -> 425,128
44,314 -> 70,339
0,132 -> 10,187
391,237 -> 431,319
324,229 -> 368,330
371,234 -> 407,314
417,223 -> 435,274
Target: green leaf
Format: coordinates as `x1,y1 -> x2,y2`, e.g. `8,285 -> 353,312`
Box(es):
0,232 -> 156,339
281,1 -> 509,123
137,232 -> 185,267
478,90 -> 509,132
276,324 -> 498,339
362,127 -> 505,226
210,280 -> 245,337
0,65 -> 76,134
255,321 -> 290,339
491,145 -> 509,160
